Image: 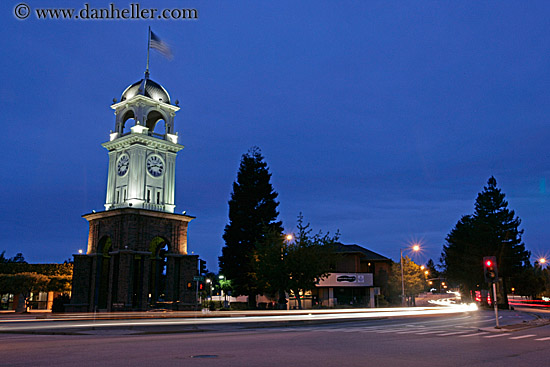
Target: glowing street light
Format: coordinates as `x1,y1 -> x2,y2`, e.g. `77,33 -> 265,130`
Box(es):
285,234 -> 294,241
401,244 -> 421,306
539,258 -> 547,264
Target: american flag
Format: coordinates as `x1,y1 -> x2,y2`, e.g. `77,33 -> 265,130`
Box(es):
150,31 -> 173,60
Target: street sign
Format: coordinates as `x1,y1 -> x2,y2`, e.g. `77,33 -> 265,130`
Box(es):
193,276 -> 204,281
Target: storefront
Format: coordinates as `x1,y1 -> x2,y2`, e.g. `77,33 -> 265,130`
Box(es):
315,272 -> 375,307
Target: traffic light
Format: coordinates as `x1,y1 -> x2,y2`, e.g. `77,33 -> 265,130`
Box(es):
199,259 -> 207,275
483,256 -> 498,283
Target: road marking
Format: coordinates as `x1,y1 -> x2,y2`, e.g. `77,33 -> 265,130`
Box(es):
416,330 -> 445,335
483,334 -> 507,338
375,328 -> 409,333
437,331 -> 469,336
459,332 -> 489,337
535,337 -> 550,341
396,329 -> 431,334
509,334 -> 536,340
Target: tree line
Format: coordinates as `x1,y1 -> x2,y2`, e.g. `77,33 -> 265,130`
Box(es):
218,148 -> 546,308
441,177 -> 539,305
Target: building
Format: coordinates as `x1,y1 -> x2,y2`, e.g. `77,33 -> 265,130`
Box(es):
0,263 -> 72,311
289,243 -> 391,309
68,71 -> 199,312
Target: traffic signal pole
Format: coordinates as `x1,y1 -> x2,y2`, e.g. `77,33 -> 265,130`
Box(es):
484,256 -> 500,329
492,281 -> 500,328
196,280 -> 199,311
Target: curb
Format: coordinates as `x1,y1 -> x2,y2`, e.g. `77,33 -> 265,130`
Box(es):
479,318 -> 550,333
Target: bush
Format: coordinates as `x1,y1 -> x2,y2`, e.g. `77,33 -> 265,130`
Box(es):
229,302 -> 248,310
376,295 -> 390,307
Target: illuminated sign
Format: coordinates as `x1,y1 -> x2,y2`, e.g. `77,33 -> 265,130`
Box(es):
317,273 -> 373,287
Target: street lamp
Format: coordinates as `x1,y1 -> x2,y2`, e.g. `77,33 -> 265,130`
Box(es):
285,234 -> 294,242
206,278 -> 212,307
401,244 -> 421,306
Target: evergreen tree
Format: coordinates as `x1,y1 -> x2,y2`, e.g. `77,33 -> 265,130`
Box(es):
254,229 -> 288,308
219,147 -> 283,307
441,177 -> 530,304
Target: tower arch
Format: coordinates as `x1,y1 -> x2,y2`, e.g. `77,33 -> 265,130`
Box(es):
149,236 -> 170,304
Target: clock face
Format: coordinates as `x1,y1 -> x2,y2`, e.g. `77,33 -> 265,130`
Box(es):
117,154 -> 129,176
146,155 -> 164,177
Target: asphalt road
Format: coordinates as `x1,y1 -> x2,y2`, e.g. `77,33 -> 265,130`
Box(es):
1,310 -> 549,366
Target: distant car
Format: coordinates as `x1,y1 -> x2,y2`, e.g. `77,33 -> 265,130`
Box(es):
337,275 -> 356,282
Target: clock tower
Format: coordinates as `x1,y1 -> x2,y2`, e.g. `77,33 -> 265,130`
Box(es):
69,72 -> 199,312
104,74 -> 181,213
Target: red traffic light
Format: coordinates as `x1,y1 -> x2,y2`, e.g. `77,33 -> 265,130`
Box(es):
483,256 -> 498,283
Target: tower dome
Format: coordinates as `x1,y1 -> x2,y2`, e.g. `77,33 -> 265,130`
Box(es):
120,77 -> 171,104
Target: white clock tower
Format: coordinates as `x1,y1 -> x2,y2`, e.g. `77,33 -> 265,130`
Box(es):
69,70 -> 199,312
103,72 -> 182,213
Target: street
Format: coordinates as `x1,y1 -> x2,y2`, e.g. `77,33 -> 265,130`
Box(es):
1,310 -> 549,366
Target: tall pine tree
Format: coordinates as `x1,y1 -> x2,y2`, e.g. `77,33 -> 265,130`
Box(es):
441,177 -> 530,304
219,147 -> 283,307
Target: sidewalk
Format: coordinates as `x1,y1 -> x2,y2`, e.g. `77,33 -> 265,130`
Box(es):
479,309 -> 550,332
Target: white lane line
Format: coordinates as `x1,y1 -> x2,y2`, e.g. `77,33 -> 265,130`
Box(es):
509,334 -> 536,340
459,332 -> 489,337
484,334 -> 508,338
396,329 -> 432,334
375,328 -> 409,333
416,330 -> 446,335
437,331 -> 469,336
535,337 -> 550,341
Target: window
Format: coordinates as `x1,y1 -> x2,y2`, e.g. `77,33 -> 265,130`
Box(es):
147,190 -> 151,203
156,192 -> 161,204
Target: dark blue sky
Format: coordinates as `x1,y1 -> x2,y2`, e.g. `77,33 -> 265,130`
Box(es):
2,1 -> 549,270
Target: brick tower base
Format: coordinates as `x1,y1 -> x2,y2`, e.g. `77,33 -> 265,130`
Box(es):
68,208 -> 198,312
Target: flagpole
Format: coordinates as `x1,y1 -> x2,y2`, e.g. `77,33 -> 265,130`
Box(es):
145,26 -> 151,78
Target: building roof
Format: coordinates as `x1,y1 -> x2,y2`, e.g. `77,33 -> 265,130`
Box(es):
331,242 -> 390,261
121,77 -> 171,104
